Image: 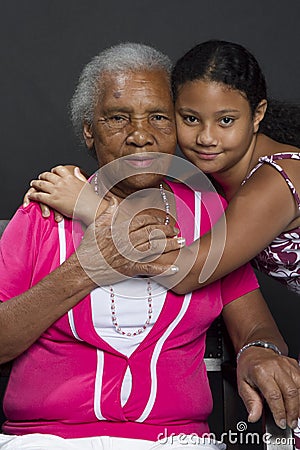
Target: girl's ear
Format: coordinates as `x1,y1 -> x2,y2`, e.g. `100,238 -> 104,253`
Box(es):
253,99 -> 268,133
83,122 -> 94,149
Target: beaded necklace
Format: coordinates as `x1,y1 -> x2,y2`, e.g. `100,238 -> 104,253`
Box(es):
93,171 -> 170,336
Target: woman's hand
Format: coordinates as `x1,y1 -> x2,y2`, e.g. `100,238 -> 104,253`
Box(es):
77,201 -> 185,284
237,346 -> 300,430
22,165 -> 185,277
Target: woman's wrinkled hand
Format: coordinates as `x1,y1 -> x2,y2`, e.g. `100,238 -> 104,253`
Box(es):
76,199 -> 185,284
237,346 -> 300,430
23,164 -> 186,279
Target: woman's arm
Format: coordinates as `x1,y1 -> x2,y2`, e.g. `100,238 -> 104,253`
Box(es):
0,202 -> 182,363
222,289 -> 300,430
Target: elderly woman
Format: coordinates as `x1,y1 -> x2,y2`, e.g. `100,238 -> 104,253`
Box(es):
0,43 -> 299,450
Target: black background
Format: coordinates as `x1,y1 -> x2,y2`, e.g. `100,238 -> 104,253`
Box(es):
0,1 -> 299,356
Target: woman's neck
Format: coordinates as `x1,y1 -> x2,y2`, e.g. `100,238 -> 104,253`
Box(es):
109,181 -> 177,228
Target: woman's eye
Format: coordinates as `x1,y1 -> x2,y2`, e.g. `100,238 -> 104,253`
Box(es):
105,115 -> 129,130
220,117 -> 234,126
111,115 -> 126,122
151,114 -> 171,129
152,115 -> 167,121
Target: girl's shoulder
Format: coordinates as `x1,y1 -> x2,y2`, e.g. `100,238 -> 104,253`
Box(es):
256,133 -> 300,157
244,142 -> 300,212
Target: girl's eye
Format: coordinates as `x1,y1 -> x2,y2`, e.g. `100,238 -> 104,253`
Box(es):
220,117 -> 234,126
183,115 -> 199,124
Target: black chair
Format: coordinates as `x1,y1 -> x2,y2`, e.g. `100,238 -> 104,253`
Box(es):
0,219 -> 294,449
0,220 -> 9,237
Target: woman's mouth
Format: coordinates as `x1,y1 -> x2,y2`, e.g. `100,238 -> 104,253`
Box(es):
124,157 -> 156,168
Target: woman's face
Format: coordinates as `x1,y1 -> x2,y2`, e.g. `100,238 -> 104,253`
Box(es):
84,70 -> 176,198
175,80 -> 259,176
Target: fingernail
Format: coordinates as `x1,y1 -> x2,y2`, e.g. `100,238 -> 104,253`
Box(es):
43,211 -> 50,218
163,265 -> 179,275
247,413 -> 255,423
279,419 -> 286,429
176,237 -> 185,247
173,227 -> 179,234
291,420 -> 298,429
109,197 -> 117,207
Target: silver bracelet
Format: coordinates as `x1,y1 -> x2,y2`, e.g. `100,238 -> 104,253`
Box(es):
236,340 -> 282,363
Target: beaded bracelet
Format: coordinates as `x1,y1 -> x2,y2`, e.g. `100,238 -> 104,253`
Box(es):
236,340 -> 282,363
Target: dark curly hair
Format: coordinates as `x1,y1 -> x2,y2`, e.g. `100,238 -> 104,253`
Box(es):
172,40 -> 300,148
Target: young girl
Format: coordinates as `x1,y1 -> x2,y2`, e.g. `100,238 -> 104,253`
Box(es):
169,39 -> 300,295
171,40 -> 300,450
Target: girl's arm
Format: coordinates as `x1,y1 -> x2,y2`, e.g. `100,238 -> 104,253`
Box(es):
23,160 -> 300,291
167,159 -> 300,293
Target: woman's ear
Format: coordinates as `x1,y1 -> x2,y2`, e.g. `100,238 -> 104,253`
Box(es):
83,122 -> 94,149
253,99 -> 268,132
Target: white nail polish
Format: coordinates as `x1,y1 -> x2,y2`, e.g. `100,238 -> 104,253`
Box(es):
176,237 -> 185,247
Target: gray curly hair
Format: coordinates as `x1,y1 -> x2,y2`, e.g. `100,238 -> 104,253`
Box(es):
70,42 -> 173,141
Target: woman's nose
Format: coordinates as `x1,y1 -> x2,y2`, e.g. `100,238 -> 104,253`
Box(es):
126,121 -> 154,147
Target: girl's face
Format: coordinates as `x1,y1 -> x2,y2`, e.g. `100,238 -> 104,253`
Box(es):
175,80 -> 261,176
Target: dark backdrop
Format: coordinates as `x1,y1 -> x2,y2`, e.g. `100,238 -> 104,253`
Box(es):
0,1 -> 299,356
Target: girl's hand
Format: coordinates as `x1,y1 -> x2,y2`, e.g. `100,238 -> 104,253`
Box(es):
23,165 -> 108,225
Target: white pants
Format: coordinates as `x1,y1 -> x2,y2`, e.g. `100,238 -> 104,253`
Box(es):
0,434 -> 226,450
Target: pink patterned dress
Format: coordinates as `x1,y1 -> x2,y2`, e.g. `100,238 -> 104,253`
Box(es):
243,152 -> 300,294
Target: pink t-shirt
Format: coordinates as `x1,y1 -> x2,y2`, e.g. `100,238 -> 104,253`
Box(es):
0,182 -> 259,440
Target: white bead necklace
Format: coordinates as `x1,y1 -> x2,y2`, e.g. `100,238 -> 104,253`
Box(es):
110,280 -> 153,336
93,172 -> 170,225
93,172 -> 171,336
159,182 -> 170,225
